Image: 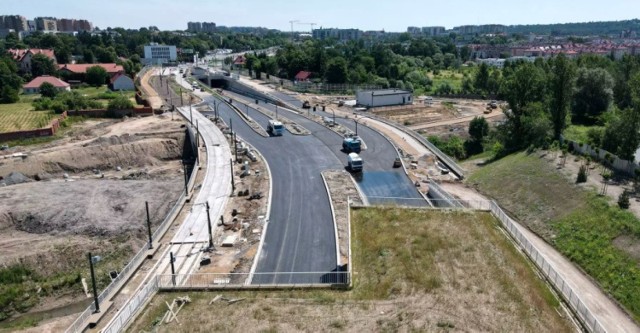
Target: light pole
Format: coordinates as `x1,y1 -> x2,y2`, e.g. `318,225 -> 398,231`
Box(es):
189,96 -> 193,125
275,105 -> 278,119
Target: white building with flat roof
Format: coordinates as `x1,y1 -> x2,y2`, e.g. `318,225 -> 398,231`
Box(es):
356,89 -> 413,108
143,44 -> 177,65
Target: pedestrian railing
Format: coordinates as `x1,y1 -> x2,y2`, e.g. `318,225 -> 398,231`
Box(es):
157,272 -> 351,289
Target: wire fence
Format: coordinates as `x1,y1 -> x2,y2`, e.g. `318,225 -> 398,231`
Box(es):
101,275 -> 161,333
65,147 -> 199,333
489,201 -> 606,333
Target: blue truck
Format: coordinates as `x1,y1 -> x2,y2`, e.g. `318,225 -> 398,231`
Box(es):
342,135 -> 362,153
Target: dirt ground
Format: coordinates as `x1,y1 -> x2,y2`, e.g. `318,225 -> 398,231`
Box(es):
322,170 -> 364,266
0,114 -> 187,326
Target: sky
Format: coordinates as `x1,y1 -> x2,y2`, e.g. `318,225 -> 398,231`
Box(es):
3,0 -> 640,32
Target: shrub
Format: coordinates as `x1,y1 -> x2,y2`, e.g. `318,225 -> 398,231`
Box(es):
618,191 -> 630,209
107,95 -> 134,111
577,165 -> 588,183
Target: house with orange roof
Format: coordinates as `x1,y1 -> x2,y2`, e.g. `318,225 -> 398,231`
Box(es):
8,48 -> 57,73
22,75 -> 70,94
58,63 -> 124,83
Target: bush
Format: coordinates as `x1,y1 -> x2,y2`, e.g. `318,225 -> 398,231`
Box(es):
107,95 -> 134,111
576,165 -> 588,183
618,191 -> 631,209
38,82 -> 58,98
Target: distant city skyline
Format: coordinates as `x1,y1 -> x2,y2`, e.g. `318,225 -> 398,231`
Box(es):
2,0 -> 640,32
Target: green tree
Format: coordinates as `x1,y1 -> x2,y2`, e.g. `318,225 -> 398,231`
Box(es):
38,82 -> 58,98
499,63 -> 547,150
549,54 -> 576,139
469,116 -> 489,142
572,68 -> 614,125
31,53 -> 57,77
86,65 -> 108,87
325,57 -> 348,84
0,86 -> 19,103
83,50 -> 95,64
474,62 -> 490,94
108,95 -> 134,110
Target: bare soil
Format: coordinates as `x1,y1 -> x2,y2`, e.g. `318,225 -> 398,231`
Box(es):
0,114 -> 187,326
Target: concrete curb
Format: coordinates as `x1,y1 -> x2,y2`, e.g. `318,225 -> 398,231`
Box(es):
321,172 -> 342,268
245,138 -> 274,285
223,93 -> 311,136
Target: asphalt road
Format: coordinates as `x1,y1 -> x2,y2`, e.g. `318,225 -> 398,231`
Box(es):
224,89 -> 427,206
203,95 -> 341,284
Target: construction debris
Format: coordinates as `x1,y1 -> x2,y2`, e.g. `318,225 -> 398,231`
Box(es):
162,296 -> 191,324
209,294 -> 246,305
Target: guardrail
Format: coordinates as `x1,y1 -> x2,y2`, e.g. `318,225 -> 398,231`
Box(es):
157,272 -> 351,289
366,115 -> 466,179
66,130 -> 200,333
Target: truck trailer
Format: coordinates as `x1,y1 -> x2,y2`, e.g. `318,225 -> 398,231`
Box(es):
347,153 -> 363,172
267,120 -> 284,136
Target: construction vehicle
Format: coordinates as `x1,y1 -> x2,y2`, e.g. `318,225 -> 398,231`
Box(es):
267,120 -> 284,136
347,153 -> 363,172
302,101 -> 311,109
342,135 -> 362,153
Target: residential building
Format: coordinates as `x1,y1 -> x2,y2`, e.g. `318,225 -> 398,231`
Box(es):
74,19 -> 92,32
0,15 -> 28,32
356,89 -> 413,108
8,48 -> 57,73
313,28 -> 361,41
110,73 -> 135,91
422,26 -> 446,36
187,22 -> 202,32
58,63 -> 124,82
57,18 -> 74,32
23,75 -> 70,94
187,22 -> 216,33
407,26 -> 421,35
35,17 -> 57,32
294,71 -> 312,82
143,44 -> 177,65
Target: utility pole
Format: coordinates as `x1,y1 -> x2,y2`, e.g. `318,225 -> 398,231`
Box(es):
206,201 -> 213,249
355,119 -> 359,136
180,87 -> 183,105
230,158 -> 235,192
88,253 -> 100,313
275,105 -> 278,119
169,252 -> 176,286
234,132 -> 239,162
145,201 -> 153,249
183,161 -> 189,196
189,97 -> 193,125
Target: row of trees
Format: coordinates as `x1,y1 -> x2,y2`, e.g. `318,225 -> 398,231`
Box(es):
486,54 -> 640,161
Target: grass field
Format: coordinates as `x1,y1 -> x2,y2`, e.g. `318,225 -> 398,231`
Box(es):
128,208 -> 571,333
0,102 -> 57,133
468,151 -> 640,322
563,125 -> 603,144
426,68 -> 475,94
73,86 -> 137,107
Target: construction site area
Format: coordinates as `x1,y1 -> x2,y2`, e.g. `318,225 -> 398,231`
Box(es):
0,113 -> 189,329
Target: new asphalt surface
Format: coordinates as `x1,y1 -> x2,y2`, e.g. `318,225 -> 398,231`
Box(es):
203,95 -> 340,284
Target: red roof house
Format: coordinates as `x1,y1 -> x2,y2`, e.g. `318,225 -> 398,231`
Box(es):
233,55 -> 246,66
58,63 -> 124,75
23,75 -> 71,94
295,71 -> 312,82
8,49 -> 57,73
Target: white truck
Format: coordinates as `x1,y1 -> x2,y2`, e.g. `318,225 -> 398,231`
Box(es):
267,120 -> 284,136
347,153 -> 363,172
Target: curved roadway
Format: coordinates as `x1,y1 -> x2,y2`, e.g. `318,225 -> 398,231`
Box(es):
204,95 -> 340,284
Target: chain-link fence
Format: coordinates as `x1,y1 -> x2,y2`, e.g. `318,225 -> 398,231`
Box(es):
489,201 -> 606,333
